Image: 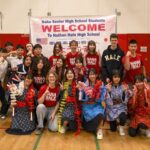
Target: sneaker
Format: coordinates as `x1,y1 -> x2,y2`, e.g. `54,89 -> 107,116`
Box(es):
35,127 -> 44,135
118,126 -> 125,136
146,129 -> 150,138
97,129 -> 103,140
1,115 -> 6,120
60,126 -> 67,134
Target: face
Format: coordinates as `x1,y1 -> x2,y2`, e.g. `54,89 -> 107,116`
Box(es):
110,38 -> 118,48
24,57 -> 32,67
34,48 -> 42,56
17,48 -> 24,57
70,42 -> 78,52
66,70 -> 74,81
48,73 -> 56,84
89,71 -> 97,83
129,43 -> 137,54
75,60 -> 82,69
55,44 -> 61,55
24,78 -> 33,87
26,44 -> 33,51
37,60 -> 44,70
56,59 -> 63,68
113,75 -> 120,85
89,44 -> 95,52
6,45 -> 13,53
135,80 -> 144,90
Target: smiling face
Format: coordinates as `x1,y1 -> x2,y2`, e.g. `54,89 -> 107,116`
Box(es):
129,43 -> 137,54
34,48 -> 42,56
24,78 -> 33,87
56,58 -> 63,68
48,72 -> 57,85
75,59 -> 83,69
70,42 -> 78,53
112,75 -> 120,85
66,70 -> 74,81
135,80 -> 144,90
37,60 -> 44,70
88,71 -> 97,83
110,38 -> 118,49
26,43 -> 33,51
24,56 -> 32,67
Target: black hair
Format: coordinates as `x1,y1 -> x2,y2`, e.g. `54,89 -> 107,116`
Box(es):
64,68 -> 75,82
129,39 -> 138,45
5,42 -> 13,47
33,44 -> 42,50
75,56 -> 83,64
134,74 -> 144,83
25,74 -> 33,80
16,44 -> 24,50
69,40 -> 78,47
111,69 -> 121,84
23,55 -> 32,65
110,33 -> 118,40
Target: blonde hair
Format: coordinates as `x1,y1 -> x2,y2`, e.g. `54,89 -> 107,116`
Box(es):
46,70 -> 58,84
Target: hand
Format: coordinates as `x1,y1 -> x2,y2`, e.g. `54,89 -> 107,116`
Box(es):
122,84 -> 129,91
49,112 -> 55,121
106,78 -> 110,83
106,83 -> 112,92
59,82 -> 64,90
101,101 -> 106,109
45,86 -> 50,95
79,69 -> 83,75
126,51 -> 131,57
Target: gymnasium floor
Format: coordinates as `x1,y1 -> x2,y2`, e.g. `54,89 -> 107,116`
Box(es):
0,115 -> 149,150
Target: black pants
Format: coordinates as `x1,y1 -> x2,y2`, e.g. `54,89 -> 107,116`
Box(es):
110,112 -> 127,132
128,123 -> 148,137
0,82 -> 9,115
82,114 -> 103,133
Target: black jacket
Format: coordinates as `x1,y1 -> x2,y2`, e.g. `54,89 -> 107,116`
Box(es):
101,45 -> 125,81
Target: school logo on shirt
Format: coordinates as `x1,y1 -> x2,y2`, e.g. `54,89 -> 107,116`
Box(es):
105,54 -> 121,61
34,77 -> 45,84
130,60 -> 141,69
70,58 -> 75,65
87,58 -> 96,65
45,92 -> 56,101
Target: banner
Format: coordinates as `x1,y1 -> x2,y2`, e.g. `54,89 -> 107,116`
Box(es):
30,15 -> 116,57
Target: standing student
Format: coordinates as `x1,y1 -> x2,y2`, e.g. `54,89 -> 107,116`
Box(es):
105,70 -> 132,136
101,33 -> 125,83
79,68 -> 106,139
128,75 -> 150,138
26,43 -> 34,57
6,74 -> 36,135
123,39 -> 146,84
66,40 -> 82,69
35,71 -> 60,134
85,40 -> 101,74
49,42 -> 63,68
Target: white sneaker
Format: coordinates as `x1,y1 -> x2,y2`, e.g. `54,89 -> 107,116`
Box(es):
60,126 -> 67,134
118,126 -> 125,136
146,129 -> 150,138
97,129 -> 103,140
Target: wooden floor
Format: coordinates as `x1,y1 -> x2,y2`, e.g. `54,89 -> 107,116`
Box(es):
0,117 -> 149,150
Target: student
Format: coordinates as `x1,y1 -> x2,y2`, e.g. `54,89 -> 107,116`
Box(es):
58,69 -> 81,134
32,57 -> 47,91
128,75 -> 150,138
50,57 -> 66,83
6,74 -> 36,135
32,44 -> 50,70
105,70 -> 132,136
26,43 -> 34,57
2,42 -> 14,53
35,71 -> 60,134
74,57 -> 87,82
123,39 -> 146,84
85,40 -> 101,74
49,42 -> 63,67
66,40 -> 82,69
79,68 -> 106,139
101,33 -> 125,83
0,56 -> 8,119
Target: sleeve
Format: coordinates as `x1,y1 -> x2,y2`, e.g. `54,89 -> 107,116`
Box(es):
101,52 -> 109,81
38,85 -> 47,99
97,85 -> 106,103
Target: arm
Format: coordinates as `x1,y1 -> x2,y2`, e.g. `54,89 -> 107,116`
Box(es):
123,51 -> 131,71
38,86 -> 49,104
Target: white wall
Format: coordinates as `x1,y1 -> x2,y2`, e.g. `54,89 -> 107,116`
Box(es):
0,0 -> 149,33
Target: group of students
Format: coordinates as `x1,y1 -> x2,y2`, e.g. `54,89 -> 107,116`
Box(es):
0,33 -> 150,140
